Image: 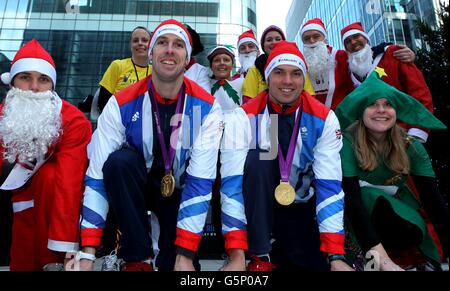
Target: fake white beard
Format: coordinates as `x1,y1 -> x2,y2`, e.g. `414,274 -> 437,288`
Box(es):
349,44 -> 373,80
239,51 -> 258,73
0,87 -> 62,163
304,41 -> 334,91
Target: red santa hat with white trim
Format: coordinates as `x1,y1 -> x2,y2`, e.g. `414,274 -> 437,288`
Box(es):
149,19 -> 193,60
264,41 -> 308,81
1,39 -> 56,87
341,22 -> 369,44
300,18 -> 327,39
237,30 -> 259,51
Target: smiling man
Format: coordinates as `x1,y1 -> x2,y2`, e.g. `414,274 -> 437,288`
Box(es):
78,19 -> 233,271
240,41 -> 353,271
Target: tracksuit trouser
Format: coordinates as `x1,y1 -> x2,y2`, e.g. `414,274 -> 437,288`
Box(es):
103,147 -> 200,271
243,148 -> 328,271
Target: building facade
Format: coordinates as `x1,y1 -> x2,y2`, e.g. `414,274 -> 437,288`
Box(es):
286,0 -> 445,50
0,0 -> 257,104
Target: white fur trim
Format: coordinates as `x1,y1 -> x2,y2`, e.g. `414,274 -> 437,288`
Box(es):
90,88 -> 101,121
342,29 -> 369,43
324,48 -> 337,108
238,37 -> 259,50
265,54 -> 307,80
47,239 -> 79,252
12,200 -> 34,213
407,128 -> 428,143
1,72 -> 11,85
10,58 -> 56,87
301,23 -> 327,39
149,24 -> 192,60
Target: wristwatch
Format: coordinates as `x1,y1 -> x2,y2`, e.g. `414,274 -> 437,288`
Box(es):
327,254 -> 346,264
76,251 -> 96,261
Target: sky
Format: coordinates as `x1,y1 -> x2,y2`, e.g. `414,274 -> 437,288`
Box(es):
256,0 -> 294,42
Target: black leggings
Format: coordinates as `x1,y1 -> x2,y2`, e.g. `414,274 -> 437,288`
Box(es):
372,198 -> 422,251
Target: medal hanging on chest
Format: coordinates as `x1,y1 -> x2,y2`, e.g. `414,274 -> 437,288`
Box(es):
274,181 -> 296,206
274,100 -> 303,206
148,80 -> 185,198
161,171 -> 176,198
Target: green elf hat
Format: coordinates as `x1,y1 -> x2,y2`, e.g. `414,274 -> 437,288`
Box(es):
335,67 -> 447,130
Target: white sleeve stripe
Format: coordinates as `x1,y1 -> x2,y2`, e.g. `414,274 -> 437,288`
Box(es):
179,193 -> 212,210
83,187 -> 109,221
80,220 -> 97,229
316,191 -> 344,213
318,211 -> 344,233
178,213 -> 208,234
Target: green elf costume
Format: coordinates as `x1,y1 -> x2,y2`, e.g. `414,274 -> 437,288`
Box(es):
335,68 -> 448,270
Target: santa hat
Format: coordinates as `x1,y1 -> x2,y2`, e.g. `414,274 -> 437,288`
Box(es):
207,45 -> 235,65
300,18 -> 327,39
260,25 -> 286,53
149,19 -> 193,59
335,68 -> 446,131
237,30 -> 259,51
264,41 -> 307,80
1,39 -> 56,87
341,22 -> 369,43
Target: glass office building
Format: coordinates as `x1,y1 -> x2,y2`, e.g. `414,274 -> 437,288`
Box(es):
286,0 -> 443,50
0,0 -> 257,104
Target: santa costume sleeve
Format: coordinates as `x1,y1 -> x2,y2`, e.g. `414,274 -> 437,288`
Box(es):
48,103 -> 92,251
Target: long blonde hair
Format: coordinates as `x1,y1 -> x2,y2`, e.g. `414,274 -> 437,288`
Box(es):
349,121 -> 410,175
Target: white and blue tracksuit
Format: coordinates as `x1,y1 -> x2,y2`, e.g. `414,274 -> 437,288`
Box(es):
80,76 -> 246,257
241,91 -> 345,269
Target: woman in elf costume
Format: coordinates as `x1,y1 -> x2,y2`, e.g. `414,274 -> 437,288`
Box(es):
335,69 -> 449,271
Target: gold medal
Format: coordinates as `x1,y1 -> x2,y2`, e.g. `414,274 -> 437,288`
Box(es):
161,171 -> 175,198
274,181 -> 296,206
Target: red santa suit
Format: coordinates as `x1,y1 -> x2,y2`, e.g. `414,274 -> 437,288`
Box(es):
350,45 -> 434,142
0,100 -> 91,271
